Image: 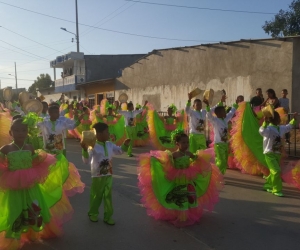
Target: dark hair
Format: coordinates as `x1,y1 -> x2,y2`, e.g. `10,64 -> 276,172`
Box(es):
49,102 -> 60,107
214,106 -> 225,116
93,122 -> 109,133
282,89 -> 288,92
127,103 -> 134,109
12,115 -> 22,121
173,132 -> 188,143
41,101 -> 48,107
11,116 -> 24,127
256,88 -> 262,91
237,95 -> 244,100
193,99 -> 201,105
48,105 -> 59,111
266,89 -> 277,98
268,111 -> 280,124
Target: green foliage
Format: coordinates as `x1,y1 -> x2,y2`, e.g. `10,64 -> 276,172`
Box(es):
263,0 -> 300,37
28,73 -> 53,94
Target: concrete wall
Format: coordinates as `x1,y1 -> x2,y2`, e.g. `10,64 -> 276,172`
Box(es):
84,54 -> 146,83
292,39 -> 300,113
115,38 -> 296,111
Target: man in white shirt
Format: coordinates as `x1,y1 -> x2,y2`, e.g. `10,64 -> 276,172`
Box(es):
278,89 -> 291,144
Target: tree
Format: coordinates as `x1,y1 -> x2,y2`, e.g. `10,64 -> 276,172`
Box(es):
28,73 -> 53,94
262,0 -> 300,37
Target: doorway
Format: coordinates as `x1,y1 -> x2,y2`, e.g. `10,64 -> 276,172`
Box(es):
97,94 -> 104,105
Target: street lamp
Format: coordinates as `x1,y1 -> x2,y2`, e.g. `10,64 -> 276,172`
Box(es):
60,27 -> 79,52
60,0 -> 80,52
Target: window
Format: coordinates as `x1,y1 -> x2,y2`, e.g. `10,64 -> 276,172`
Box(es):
88,95 -> 95,108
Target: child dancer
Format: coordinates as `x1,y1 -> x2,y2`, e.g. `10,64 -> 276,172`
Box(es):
0,116 -> 83,250
118,101 -> 148,157
134,104 -> 149,147
138,129 -> 223,227
81,122 -> 130,224
185,94 -> 207,153
38,105 -> 82,156
259,111 -> 297,197
103,106 -> 126,145
206,96 -> 238,174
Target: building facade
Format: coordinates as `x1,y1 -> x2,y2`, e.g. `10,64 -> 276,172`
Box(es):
50,52 -> 145,105
115,37 -> 300,112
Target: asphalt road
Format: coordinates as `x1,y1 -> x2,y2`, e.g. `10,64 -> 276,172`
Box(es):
23,139 -> 300,250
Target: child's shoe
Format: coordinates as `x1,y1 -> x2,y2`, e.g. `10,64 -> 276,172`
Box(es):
273,192 -> 284,197
89,215 -> 98,222
104,218 -> 115,225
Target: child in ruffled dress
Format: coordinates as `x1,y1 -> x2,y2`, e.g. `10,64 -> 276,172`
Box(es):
138,129 -> 223,227
0,116 -> 84,250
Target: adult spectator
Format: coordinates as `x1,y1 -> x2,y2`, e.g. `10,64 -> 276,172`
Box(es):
250,88 -> 264,108
279,89 -> 291,144
261,89 -> 279,109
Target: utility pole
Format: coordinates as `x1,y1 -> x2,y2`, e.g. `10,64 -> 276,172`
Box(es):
75,0 -> 80,52
14,62 -> 18,89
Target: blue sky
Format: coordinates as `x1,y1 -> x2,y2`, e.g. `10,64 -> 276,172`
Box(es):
0,0 -> 292,89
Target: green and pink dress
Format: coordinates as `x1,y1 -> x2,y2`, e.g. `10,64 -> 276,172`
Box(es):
0,149 -> 85,250
138,150 -> 223,227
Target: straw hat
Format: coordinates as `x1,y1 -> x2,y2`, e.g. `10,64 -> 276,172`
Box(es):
39,95 -> 45,101
3,87 -> 12,101
22,100 -> 43,114
262,105 -> 274,118
203,89 -> 214,104
5,101 -> 13,110
189,88 -> 201,99
19,91 -> 30,106
82,130 -> 96,148
118,93 -> 128,103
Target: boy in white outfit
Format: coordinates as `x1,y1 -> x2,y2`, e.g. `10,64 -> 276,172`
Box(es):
81,122 -> 130,224
118,101 -> 148,157
259,111 -> 297,197
185,94 -> 207,153
206,96 -> 238,174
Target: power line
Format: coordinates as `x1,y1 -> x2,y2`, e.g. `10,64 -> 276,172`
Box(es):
124,0 -> 276,15
0,27 -> 69,53
0,44 -> 75,73
81,2 -> 130,36
0,76 -> 34,81
0,44 -> 44,60
0,39 -> 49,61
81,2 -> 136,38
0,1 -> 213,42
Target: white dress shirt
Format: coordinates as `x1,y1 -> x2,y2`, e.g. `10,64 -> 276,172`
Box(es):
82,142 -> 124,177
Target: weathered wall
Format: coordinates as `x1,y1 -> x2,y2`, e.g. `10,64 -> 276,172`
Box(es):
292,39 -> 300,113
115,38 -> 295,111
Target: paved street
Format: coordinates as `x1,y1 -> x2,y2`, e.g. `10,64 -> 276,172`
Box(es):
24,139 -> 300,250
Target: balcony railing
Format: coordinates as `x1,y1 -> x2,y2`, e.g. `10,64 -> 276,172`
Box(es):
54,74 -> 85,87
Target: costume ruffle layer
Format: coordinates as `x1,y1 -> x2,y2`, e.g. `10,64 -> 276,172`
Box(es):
0,151 -> 85,250
137,150 -> 223,227
0,151 -> 54,190
230,102 -> 269,176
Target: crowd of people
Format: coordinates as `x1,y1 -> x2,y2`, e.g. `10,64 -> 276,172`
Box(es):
0,87 -> 299,249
